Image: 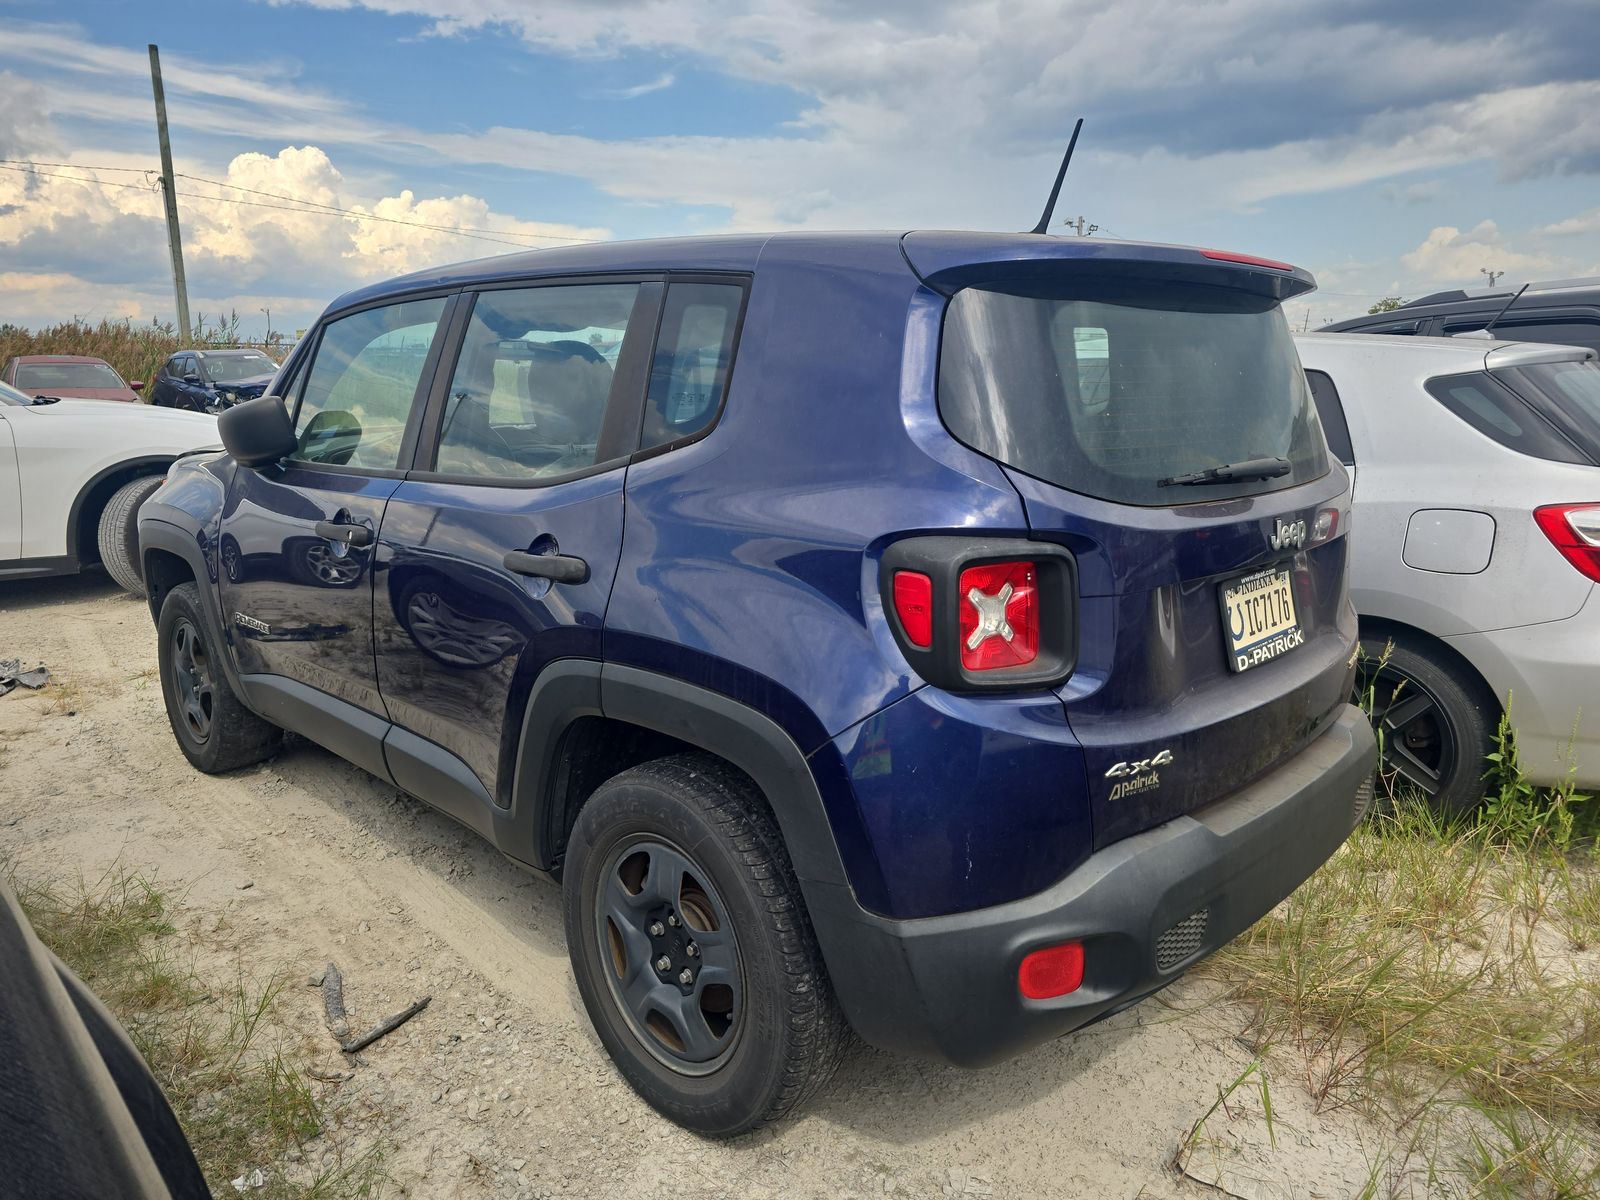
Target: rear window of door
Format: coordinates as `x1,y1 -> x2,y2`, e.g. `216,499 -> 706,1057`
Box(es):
938,280 -> 1328,506
291,296 -> 448,471
427,282 -> 648,481
1304,370 -> 1355,465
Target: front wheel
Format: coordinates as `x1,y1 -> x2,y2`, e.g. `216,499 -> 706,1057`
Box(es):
158,583 -> 283,773
562,754 -> 847,1137
97,475 -> 164,595
1356,632 -> 1498,815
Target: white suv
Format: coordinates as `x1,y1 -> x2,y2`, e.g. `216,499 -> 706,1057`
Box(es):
0,382 -> 219,594
1295,333 -> 1600,809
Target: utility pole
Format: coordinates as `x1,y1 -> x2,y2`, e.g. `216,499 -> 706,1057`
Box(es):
1065,215 -> 1099,236
1480,267 -> 1503,287
148,44 -> 191,342
260,307 -> 272,348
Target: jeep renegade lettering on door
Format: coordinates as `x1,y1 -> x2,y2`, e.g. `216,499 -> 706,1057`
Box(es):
139,231 -> 1377,1135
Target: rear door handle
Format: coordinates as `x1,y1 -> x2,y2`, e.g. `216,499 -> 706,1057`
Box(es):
503,549 -> 589,584
314,520 -> 373,548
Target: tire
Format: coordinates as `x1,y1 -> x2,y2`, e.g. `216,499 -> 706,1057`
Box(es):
157,583 -> 282,774
96,475 -> 164,595
562,753 -> 848,1137
1356,630 -> 1499,815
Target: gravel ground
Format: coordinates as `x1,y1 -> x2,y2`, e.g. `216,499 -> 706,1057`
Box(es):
0,572 -> 1414,1198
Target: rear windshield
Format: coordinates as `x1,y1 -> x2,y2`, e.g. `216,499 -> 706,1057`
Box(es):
938,281 -> 1328,506
1495,358 -> 1600,464
15,362 -> 123,390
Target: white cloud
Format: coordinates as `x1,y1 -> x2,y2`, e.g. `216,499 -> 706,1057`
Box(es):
1540,208 -> 1600,237
1400,220 -> 1552,288
598,72 -> 677,101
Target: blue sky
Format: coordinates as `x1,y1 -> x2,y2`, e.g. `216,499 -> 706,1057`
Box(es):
3,0 -> 1599,336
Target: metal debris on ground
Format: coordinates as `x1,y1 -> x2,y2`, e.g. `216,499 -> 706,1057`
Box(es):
0,659 -> 49,697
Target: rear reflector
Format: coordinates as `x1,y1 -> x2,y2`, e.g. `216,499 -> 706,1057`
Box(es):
1201,248 -> 1295,272
1534,504 -> 1600,582
958,560 -> 1038,670
891,570 -> 934,648
1018,942 -> 1084,999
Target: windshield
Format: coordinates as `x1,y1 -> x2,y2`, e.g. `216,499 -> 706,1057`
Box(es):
14,362 -> 124,391
938,280 -> 1329,506
1496,358 -> 1600,464
203,353 -> 277,383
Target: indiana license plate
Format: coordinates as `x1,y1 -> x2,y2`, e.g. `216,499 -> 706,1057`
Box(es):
1222,568 -> 1303,673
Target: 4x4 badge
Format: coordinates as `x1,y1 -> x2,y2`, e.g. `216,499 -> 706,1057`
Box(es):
1105,749 -> 1174,779
1105,749 -> 1174,802
1271,517 -> 1308,551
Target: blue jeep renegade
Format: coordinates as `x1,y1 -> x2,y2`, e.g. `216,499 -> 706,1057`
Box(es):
139,231 -> 1377,1135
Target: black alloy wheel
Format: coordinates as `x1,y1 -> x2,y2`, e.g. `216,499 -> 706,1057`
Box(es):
1356,631 -> 1498,815
594,836 -> 743,1074
169,616 -> 216,745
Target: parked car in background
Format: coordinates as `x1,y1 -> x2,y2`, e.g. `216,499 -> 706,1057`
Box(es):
1321,275 -> 1600,355
0,379 -> 218,594
1296,332 -> 1600,809
147,349 -> 279,413
1,355 -> 143,403
141,231 -> 1374,1135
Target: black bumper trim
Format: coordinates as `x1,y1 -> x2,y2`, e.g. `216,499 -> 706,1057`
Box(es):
808,704 -> 1376,1067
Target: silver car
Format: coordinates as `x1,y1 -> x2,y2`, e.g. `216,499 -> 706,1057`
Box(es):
1295,332 -> 1600,810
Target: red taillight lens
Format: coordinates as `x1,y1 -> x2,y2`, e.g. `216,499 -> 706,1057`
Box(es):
1534,504 -> 1600,583
1018,941 -> 1085,999
1201,248 -> 1295,272
891,570 -> 934,648
958,560 -> 1038,670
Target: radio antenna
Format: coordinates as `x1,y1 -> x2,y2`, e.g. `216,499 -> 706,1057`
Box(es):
1481,282 -> 1529,338
1028,118 -> 1084,236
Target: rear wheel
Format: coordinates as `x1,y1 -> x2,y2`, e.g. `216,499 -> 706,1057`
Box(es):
158,583 -> 282,773
96,475 -> 164,595
562,754 -> 847,1136
1356,631 -> 1498,815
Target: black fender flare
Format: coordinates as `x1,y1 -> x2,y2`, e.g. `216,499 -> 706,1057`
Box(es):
138,516 -> 249,701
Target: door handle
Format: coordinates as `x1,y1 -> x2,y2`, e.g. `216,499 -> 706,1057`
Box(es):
504,549 -> 589,584
314,520 -> 373,548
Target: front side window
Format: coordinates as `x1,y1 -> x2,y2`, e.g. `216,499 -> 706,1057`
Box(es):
291,296 -> 446,470
1304,370 -> 1355,465
939,281 -> 1328,506
433,283 -> 641,480
640,282 -> 745,450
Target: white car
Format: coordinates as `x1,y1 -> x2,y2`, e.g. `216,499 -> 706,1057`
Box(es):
1295,333 -> 1600,808
0,381 -> 220,594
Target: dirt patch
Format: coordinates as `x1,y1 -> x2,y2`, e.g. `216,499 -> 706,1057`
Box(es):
2,573 -> 1422,1198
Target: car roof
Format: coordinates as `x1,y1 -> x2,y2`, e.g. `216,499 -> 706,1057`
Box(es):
11,354 -> 116,364
326,229 -> 1315,314
1294,332 -> 1596,376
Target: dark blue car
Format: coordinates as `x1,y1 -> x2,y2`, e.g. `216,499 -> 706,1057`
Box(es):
147,348 -> 280,412
137,231 -> 1376,1135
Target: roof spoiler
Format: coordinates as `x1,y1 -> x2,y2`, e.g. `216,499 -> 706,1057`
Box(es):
901,231 -> 1316,301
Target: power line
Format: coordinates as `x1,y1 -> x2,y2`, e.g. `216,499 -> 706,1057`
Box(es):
0,157 -> 591,251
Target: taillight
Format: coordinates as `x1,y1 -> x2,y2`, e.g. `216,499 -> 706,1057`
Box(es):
1018,941 -> 1084,999
1534,504 -> 1600,582
958,560 -> 1038,670
879,537 -> 1077,692
1200,248 -> 1295,272
891,570 -> 933,648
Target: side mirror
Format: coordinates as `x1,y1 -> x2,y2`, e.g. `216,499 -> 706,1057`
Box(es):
130,380 -> 146,391
183,373 -> 201,385
219,395 -> 297,467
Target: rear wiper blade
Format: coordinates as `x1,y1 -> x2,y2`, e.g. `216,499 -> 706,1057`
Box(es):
1158,456 -> 1291,487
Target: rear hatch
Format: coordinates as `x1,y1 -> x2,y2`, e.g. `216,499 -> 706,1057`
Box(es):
909,233 -> 1355,849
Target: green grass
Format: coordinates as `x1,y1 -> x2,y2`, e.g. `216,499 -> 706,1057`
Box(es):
6,861 -> 386,1198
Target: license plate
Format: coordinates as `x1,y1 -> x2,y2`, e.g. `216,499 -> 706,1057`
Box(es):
1221,568 -> 1303,673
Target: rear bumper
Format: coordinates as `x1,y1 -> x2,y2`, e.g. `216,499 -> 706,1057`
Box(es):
1444,587 -> 1600,788
808,704 -> 1375,1067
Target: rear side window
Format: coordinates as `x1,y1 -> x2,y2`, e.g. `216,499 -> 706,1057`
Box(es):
938,281 -> 1328,506
1495,358 -> 1600,464
1304,370 -> 1354,465
432,283 -> 642,480
291,296 -> 446,471
1423,370 -> 1587,464
640,282 -> 745,451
